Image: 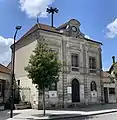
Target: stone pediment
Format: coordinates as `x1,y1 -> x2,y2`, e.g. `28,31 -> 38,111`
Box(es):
57,19 -> 85,38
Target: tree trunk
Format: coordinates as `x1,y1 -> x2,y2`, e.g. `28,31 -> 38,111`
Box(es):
43,88 -> 46,116
38,89 -> 40,110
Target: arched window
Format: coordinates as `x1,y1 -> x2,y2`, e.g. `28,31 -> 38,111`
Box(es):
91,81 -> 97,91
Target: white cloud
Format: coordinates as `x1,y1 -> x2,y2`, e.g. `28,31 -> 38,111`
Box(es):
0,36 -> 13,66
85,35 -> 92,39
106,18 -> 117,38
19,0 -> 55,18
102,66 -> 110,71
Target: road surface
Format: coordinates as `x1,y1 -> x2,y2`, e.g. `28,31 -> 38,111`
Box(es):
60,112 -> 117,120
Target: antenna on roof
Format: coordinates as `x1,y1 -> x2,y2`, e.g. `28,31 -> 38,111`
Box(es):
36,13 -> 41,28
36,13 -> 43,43
37,15 -> 39,24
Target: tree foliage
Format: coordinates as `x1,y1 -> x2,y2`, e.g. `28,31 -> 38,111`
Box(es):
113,63 -> 117,79
25,39 -> 61,90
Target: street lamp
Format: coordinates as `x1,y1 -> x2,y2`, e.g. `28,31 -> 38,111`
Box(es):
10,26 -> 22,118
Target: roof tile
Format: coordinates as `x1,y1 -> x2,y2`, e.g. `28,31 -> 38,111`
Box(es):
0,64 -> 11,74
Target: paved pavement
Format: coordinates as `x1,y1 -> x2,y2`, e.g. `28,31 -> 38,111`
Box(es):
0,110 -> 9,120
5,108 -> 117,120
0,110 -> 19,120
1,104 -> 117,120
1,110 -> 117,120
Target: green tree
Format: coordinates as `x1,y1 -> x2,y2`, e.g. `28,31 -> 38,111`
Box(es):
25,38 -> 61,115
113,63 -> 117,79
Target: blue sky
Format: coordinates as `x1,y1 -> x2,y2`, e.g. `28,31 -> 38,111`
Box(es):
0,0 -> 117,70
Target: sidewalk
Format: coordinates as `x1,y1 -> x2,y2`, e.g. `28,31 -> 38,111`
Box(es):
5,104 -> 117,120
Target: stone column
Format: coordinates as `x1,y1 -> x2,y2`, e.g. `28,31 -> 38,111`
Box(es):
98,48 -> 104,103
83,45 -> 88,104
61,38 -> 68,108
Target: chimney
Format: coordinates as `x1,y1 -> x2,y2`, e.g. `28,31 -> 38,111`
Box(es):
112,56 -> 115,64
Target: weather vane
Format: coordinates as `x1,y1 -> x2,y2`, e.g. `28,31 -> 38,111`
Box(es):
37,12 -> 41,24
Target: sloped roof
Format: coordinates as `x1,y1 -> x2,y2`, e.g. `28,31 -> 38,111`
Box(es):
56,19 -> 102,45
102,71 -> 110,78
0,64 -> 11,74
84,38 -> 102,45
7,62 -> 11,67
21,23 -> 60,39
56,21 -> 69,30
11,23 -> 62,48
11,19 -> 102,48
7,62 -> 11,70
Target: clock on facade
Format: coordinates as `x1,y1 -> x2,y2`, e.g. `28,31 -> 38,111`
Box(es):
71,26 -> 77,32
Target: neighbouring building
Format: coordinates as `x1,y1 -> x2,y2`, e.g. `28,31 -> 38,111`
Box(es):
12,19 -> 103,108
7,62 -> 11,70
103,71 -> 116,103
102,56 -> 117,104
0,64 -> 11,104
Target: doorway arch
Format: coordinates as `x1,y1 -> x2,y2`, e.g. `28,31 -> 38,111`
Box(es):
72,79 -> 80,102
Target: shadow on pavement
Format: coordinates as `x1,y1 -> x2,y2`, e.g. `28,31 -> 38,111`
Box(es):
33,114 -> 94,120
47,103 -> 117,112
53,116 -> 94,120
0,110 -> 20,120
77,116 -> 94,120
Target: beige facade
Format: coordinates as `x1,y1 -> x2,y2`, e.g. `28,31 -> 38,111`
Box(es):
13,19 -> 103,108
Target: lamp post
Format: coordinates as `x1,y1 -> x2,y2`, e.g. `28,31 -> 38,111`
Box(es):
10,26 -> 22,118
17,80 -> 20,104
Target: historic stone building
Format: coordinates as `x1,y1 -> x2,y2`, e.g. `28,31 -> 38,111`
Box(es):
103,56 -> 117,104
103,71 -> 116,103
13,19 -> 103,108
